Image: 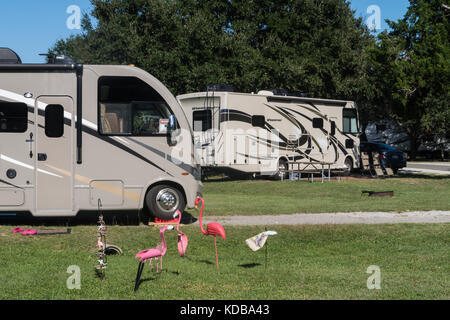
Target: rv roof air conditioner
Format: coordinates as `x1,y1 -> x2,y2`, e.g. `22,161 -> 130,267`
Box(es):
39,53 -> 76,65
259,88 -> 289,96
257,89 -> 308,97
0,48 -> 22,64
206,84 -> 233,92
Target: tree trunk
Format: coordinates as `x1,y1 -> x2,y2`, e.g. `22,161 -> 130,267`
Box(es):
410,136 -> 419,160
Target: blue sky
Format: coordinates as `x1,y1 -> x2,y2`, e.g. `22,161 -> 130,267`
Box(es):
1,0 -> 410,63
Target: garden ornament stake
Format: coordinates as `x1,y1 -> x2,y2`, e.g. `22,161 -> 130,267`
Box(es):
95,199 -> 107,280
195,196 -> 226,270
134,225 -> 174,292
245,229 -> 278,269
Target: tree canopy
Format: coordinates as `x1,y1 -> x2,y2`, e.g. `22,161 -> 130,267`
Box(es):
52,0 -> 449,157
366,0 -> 449,156
52,0 -> 373,99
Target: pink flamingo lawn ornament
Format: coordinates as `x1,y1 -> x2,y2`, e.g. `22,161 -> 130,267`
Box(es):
174,210 -> 188,258
195,196 -> 226,269
134,225 -> 173,292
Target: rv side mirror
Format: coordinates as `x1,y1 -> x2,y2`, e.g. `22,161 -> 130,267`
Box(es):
167,114 -> 177,146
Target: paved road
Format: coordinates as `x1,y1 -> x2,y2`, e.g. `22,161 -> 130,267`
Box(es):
201,211 -> 450,226
407,162 -> 450,171
400,162 -> 450,175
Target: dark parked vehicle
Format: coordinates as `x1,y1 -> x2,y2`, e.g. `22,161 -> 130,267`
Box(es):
360,142 -> 407,174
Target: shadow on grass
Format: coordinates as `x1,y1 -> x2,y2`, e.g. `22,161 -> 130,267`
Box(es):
395,172 -> 450,180
204,171 -> 450,183
0,210 -> 198,227
238,263 -> 262,268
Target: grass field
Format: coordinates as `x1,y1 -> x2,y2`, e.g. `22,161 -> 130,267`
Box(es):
0,223 -> 448,300
198,174 -> 450,215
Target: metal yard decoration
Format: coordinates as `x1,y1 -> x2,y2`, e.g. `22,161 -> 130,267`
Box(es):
95,199 -> 107,280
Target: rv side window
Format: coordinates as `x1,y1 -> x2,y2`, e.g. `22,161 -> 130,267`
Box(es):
313,118 -> 323,129
45,104 -> 64,138
131,102 -> 173,136
98,76 -> 175,136
330,121 -> 336,136
0,102 -> 27,133
193,110 -> 212,132
252,115 -> 265,128
343,109 -> 358,134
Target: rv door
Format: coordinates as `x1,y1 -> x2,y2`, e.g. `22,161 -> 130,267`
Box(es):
193,109 -> 215,166
35,96 -> 74,215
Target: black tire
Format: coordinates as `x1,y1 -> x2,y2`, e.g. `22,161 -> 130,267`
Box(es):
343,157 -> 354,176
273,159 -> 288,180
145,185 -> 186,220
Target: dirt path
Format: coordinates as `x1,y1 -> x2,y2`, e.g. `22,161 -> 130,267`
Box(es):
200,211 -> 450,226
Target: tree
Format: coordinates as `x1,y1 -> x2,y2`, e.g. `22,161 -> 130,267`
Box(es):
51,0 -> 373,101
366,0 -> 450,158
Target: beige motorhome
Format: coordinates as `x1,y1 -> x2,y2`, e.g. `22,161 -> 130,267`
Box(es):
177,89 -> 360,179
0,48 -> 201,220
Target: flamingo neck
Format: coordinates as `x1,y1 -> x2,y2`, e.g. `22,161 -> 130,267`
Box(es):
160,229 -> 167,255
176,210 -> 182,232
198,198 -> 207,235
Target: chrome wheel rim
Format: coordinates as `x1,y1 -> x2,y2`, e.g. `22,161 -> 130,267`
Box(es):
278,161 -> 288,178
156,188 -> 179,212
345,158 -> 353,172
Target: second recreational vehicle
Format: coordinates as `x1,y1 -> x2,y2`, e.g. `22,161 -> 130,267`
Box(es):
177,89 -> 361,179
0,48 -> 201,220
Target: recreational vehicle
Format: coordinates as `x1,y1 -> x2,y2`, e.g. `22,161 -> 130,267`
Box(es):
177,89 -> 361,179
0,48 -> 201,220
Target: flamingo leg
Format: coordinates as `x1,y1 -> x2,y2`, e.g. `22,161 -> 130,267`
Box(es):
160,256 -> 163,272
134,262 -> 145,292
214,236 -> 219,270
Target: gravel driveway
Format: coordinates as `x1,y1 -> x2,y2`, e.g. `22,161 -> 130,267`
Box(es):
200,211 -> 450,226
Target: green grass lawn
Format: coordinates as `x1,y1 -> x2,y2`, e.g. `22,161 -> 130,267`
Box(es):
197,175 -> 450,215
0,223 -> 448,300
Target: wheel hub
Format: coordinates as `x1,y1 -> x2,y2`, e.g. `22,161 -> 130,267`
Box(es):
156,188 -> 179,212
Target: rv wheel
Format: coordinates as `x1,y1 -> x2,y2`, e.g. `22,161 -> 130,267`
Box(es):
343,157 -> 354,176
145,185 -> 186,220
273,159 -> 288,180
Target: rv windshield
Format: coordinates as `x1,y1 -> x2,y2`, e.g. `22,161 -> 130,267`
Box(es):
98,76 -> 174,136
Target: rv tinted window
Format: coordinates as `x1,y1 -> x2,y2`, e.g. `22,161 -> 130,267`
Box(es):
343,109 -> 358,134
193,110 -> 212,132
313,118 -> 323,129
252,115 -> 265,128
330,121 -> 336,136
98,76 -> 174,136
346,139 -> 354,149
0,102 -> 27,133
45,104 -> 64,138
